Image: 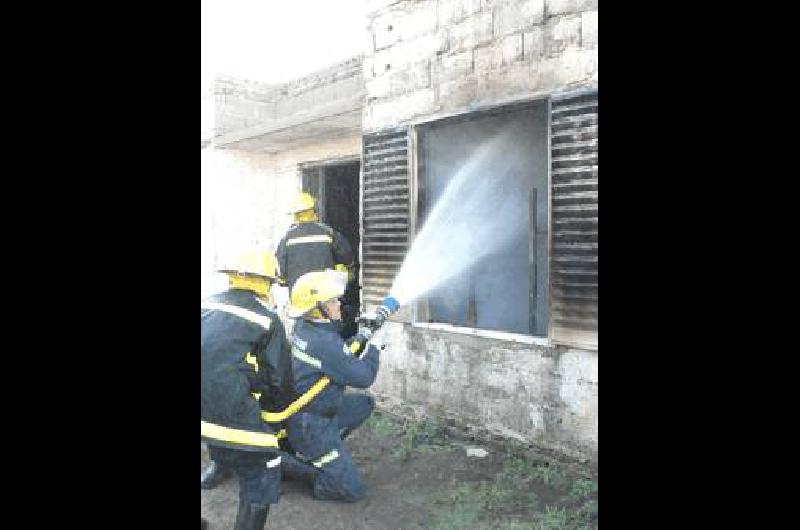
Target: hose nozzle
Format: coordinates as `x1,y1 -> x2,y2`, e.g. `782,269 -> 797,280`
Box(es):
349,296 -> 401,357
374,296 -> 400,328
356,296 -> 401,337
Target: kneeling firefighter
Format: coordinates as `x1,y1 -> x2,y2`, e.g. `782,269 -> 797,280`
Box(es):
201,250 -> 296,530
279,269 -> 385,501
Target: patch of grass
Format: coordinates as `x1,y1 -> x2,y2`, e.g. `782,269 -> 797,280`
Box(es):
476,481 -> 515,511
499,457 -> 570,488
500,456 -> 540,481
363,411 -> 401,438
392,417 -> 453,461
568,479 -> 597,501
429,454 -> 596,530
430,476 -> 540,529
366,416 -> 597,529
499,520 -> 537,530
574,499 -> 598,524
538,505 -> 571,529
527,503 -> 596,530
429,484 -> 490,530
531,464 -> 569,488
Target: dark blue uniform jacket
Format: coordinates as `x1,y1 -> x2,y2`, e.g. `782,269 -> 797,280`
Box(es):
201,289 -> 295,436
290,319 -> 379,417
276,221 -> 354,289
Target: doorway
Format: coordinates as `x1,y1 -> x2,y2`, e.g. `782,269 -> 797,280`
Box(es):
301,160 -> 361,337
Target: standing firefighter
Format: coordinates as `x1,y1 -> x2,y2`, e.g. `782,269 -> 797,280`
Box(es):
276,192 -> 357,336
279,270 -> 382,501
201,250 -> 295,530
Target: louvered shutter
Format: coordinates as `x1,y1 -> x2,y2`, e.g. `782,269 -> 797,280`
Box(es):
550,89 -> 598,350
360,128 -> 410,317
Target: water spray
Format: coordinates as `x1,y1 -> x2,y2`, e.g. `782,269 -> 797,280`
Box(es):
348,126 -> 537,350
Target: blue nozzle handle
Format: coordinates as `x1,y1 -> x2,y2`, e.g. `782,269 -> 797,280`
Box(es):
381,296 -> 400,314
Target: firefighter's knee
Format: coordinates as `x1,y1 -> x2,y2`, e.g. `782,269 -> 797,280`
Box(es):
313,470 -> 365,502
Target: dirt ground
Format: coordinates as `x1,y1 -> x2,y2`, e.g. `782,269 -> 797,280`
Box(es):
201,411 -> 598,530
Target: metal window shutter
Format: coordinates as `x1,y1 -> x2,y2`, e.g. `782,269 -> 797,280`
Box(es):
360,127 -> 410,315
550,89 -> 598,350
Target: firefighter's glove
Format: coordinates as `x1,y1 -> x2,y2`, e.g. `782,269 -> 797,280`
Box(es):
370,326 -> 388,351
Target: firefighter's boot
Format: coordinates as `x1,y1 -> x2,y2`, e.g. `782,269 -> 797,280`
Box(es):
201,460 -> 230,490
233,502 -> 270,530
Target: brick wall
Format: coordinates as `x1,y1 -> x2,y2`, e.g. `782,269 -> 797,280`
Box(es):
363,0 -> 598,130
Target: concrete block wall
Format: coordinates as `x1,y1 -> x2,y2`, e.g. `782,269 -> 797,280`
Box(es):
360,0 -> 598,462
213,77 -> 284,136
201,134 -> 362,270
200,148 -> 278,268
363,0 -> 598,130
201,90 -> 215,143
373,323 -> 598,462
213,57 -> 364,138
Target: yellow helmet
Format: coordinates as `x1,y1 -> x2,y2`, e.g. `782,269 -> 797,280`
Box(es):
218,250 -> 278,280
289,192 -> 317,215
288,270 -> 348,318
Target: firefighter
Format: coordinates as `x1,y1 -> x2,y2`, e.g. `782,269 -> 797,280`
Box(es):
201,250 -> 295,530
279,269 -> 382,501
276,192 -> 358,337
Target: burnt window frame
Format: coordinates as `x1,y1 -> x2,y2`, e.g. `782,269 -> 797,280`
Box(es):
360,88 -> 597,349
408,97 -> 552,338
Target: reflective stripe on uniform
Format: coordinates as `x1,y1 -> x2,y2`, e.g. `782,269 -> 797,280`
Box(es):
245,352 -> 259,372
312,449 -> 340,468
261,376 -> 331,423
286,235 -> 333,246
292,345 -> 322,368
266,456 -> 282,468
201,421 -> 278,448
201,302 -> 273,330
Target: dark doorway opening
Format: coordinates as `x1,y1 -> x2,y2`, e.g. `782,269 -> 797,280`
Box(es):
301,160 -> 361,337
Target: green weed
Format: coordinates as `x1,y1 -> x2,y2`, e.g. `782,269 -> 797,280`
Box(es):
429,484 -> 489,530
428,454 -> 596,530
392,417 -> 452,460
499,457 -> 569,488
568,479 -> 597,501
537,505 -> 571,529
530,503 -> 595,530
529,463 -> 569,488
499,520 -> 537,530
363,412 -> 400,437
